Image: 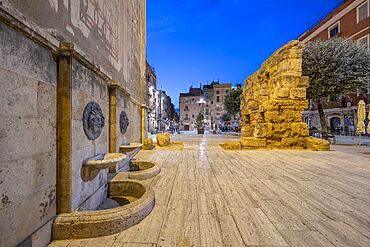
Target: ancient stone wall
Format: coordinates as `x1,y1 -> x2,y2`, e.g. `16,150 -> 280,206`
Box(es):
71,60 -> 109,211
0,1 -> 146,246
116,91 -> 142,150
1,0 -> 147,104
240,41 -> 310,149
0,22 -> 57,246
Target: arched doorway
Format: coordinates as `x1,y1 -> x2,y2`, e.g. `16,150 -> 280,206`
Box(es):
330,117 -> 341,134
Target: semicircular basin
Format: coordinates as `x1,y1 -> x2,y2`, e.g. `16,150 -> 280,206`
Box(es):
52,180 -> 155,240
127,161 -> 161,180
119,143 -> 143,154
83,153 -> 126,170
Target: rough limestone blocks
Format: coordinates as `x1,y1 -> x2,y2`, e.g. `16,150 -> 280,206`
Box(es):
142,138 -> 154,150
241,137 -> 267,148
220,141 -> 242,150
237,40 -> 329,150
156,133 -> 171,147
307,137 -> 330,151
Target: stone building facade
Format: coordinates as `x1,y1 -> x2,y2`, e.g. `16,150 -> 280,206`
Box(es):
146,62 -> 158,133
0,1 -> 146,246
298,0 -> 370,133
179,87 -> 205,131
180,83 -> 234,131
145,63 -> 176,133
203,82 -> 232,130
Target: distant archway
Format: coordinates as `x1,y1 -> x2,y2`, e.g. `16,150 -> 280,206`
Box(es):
330,117 -> 341,134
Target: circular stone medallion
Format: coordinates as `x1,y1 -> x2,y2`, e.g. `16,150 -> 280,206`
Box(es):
120,111 -> 129,134
83,101 -> 105,140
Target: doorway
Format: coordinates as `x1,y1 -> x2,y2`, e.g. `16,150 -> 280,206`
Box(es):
330,117 -> 341,134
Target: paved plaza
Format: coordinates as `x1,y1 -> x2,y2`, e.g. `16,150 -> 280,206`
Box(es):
50,133 -> 370,247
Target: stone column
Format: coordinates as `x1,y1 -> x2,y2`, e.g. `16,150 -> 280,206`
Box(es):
108,80 -> 118,153
141,104 -> 147,142
56,43 -> 74,214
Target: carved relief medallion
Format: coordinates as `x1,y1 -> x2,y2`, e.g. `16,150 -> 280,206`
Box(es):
120,111 -> 129,134
83,101 -> 105,140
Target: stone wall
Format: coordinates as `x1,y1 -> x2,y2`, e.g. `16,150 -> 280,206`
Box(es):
0,22 -> 57,246
240,41 -> 311,149
0,1 -> 146,246
1,0 -> 147,104
116,91 -> 142,149
71,60 -> 109,211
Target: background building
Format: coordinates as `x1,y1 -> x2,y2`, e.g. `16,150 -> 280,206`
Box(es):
157,90 -> 176,131
211,82 -> 232,130
298,0 -> 369,134
146,62 -> 158,133
146,63 -> 176,133
179,87 -> 205,131
179,82 -> 236,131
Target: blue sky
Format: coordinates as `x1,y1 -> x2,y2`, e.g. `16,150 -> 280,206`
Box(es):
147,0 -> 342,107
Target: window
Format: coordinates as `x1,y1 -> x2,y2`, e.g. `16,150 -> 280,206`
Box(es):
328,22 -> 340,38
225,90 -> 229,94
205,109 -> 209,115
192,114 -> 195,118
216,90 -> 220,94
357,1 -> 369,23
184,106 -> 189,111
216,96 -> 220,102
358,35 -> 369,48
185,114 -> 189,120
211,101 -> 213,104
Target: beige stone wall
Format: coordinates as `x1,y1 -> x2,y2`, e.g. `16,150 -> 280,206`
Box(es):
240,41 -> 310,149
1,0 -> 147,104
71,60 -> 110,211
0,22 -> 57,246
0,0 -> 146,245
116,90 -> 142,149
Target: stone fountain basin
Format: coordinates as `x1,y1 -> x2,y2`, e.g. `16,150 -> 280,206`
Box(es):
128,160 -> 161,180
83,153 -> 126,170
52,180 -> 155,240
119,143 -> 143,154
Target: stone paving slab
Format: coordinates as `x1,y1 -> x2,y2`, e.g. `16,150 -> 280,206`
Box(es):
50,133 -> 370,247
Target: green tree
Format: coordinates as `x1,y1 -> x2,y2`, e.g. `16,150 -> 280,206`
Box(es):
221,113 -> 232,122
195,113 -> 205,129
224,88 -> 242,117
302,38 -> 370,136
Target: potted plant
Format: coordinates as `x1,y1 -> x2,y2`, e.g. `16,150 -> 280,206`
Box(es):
195,113 -> 205,134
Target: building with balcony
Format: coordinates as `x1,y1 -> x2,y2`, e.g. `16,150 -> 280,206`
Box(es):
179,82 -> 235,131
298,0 -> 369,134
146,62 -> 158,133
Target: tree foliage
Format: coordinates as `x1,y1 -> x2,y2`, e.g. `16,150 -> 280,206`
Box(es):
195,112 -> 204,128
224,88 -> 242,116
302,38 -> 370,100
221,113 -> 232,122
302,37 -> 370,135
